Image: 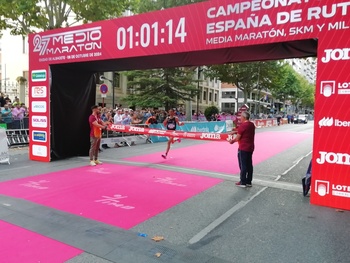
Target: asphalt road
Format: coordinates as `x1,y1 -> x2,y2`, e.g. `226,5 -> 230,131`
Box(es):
2,121 -> 350,263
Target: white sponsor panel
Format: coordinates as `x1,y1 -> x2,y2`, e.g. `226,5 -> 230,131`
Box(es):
32,145 -> 47,157
31,101 -> 47,113
32,115 -> 48,128
31,69 -> 47,82
32,86 -> 47,98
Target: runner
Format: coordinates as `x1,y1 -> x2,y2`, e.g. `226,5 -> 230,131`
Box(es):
161,109 -> 184,159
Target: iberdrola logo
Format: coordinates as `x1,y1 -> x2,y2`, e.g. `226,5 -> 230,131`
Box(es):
318,117 -> 333,128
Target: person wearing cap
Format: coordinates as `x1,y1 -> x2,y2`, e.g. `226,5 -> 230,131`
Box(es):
228,111 -> 255,188
88,105 -> 109,166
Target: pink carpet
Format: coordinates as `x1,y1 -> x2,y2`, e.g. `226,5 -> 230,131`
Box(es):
0,220 -> 81,263
125,131 -> 311,174
0,164 -> 222,229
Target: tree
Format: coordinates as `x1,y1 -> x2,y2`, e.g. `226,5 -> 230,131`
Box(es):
0,0 -> 132,36
206,61 -> 284,104
270,64 -> 300,103
131,0 -> 206,13
123,67 -> 198,110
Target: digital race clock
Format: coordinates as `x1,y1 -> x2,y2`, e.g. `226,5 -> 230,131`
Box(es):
116,18 -> 187,50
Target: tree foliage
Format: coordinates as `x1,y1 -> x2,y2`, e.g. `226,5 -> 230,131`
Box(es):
0,0 -> 131,35
123,67 -> 198,110
131,0 -> 206,13
204,105 -> 219,121
205,61 -> 284,104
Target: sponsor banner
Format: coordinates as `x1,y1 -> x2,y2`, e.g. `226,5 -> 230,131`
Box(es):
32,86 -> 47,98
32,130 -> 47,143
31,115 -> 48,128
31,101 -> 47,113
29,0 -> 350,64
31,70 -> 47,82
311,30 -> 350,209
32,145 -> 48,157
109,124 -> 234,142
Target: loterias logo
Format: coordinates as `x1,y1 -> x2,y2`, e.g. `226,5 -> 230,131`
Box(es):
315,180 -> 330,197
321,48 -> 350,63
319,117 -> 350,128
33,26 -> 102,56
315,180 -> 350,198
320,80 -> 350,97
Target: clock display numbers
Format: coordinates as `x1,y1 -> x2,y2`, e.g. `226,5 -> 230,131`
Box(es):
116,18 -> 187,50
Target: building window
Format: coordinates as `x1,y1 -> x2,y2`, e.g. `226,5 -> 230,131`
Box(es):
203,91 -> 207,100
214,93 -> 217,102
222,91 -> 236,98
209,92 -> 212,101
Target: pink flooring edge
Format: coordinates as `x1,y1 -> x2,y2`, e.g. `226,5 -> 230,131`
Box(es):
0,164 -> 222,230
125,131 -> 312,174
0,220 -> 82,263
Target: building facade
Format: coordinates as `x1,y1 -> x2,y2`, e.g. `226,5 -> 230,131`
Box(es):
0,30 -> 29,104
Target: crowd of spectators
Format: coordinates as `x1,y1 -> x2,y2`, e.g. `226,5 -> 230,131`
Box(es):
0,93 -> 29,129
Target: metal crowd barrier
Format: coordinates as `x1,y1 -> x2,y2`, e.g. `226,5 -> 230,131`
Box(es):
6,129 -> 30,147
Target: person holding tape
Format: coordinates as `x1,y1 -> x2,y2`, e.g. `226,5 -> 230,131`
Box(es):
229,111 -> 255,188
161,109 -> 184,159
89,105 -> 109,166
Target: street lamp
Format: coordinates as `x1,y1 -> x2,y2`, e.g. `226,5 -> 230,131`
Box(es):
196,66 -> 203,121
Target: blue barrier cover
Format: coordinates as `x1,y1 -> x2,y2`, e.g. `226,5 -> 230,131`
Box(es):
149,121 -> 227,143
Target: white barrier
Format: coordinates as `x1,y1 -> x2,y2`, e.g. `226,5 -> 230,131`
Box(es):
0,128 -> 10,164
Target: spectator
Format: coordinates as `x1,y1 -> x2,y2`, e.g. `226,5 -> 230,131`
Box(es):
121,109 -> 131,125
1,104 -> 13,127
113,109 -> 123,124
229,111 -> 255,188
0,93 -> 5,107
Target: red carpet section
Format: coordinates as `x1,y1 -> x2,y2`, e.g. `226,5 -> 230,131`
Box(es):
125,131 -> 312,174
0,164 -> 222,229
0,220 -> 81,262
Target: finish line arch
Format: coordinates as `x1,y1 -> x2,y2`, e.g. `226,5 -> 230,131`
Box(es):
29,0 -> 350,210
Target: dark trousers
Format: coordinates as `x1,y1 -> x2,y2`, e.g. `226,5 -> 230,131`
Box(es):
238,150 -> 253,185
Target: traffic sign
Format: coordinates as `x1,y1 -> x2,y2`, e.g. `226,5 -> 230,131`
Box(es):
99,84 -> 108,94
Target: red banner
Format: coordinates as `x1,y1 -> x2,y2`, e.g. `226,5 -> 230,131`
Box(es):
109,124 -> 235,142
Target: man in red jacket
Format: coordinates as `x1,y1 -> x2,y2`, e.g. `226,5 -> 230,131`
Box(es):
229,111 -> 255,188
